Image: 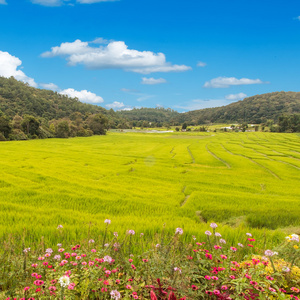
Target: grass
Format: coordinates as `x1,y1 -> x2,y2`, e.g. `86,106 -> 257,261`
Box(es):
0,131 -> 299,250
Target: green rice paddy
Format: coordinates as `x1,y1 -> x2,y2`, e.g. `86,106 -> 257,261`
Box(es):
0,132 -> 299,249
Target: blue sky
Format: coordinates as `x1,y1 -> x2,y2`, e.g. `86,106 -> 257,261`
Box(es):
1,0 -> 300,112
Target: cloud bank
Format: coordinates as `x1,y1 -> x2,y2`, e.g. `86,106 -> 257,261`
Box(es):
225,93 -> 247,100
204,77 -> 264,88
59,88 -> 104,103
41,39 -> 191,74
0,51 -> 37,87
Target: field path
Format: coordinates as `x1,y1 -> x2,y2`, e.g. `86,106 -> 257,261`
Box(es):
206,144 -> 231,168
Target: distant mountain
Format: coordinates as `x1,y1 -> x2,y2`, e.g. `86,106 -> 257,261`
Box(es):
178,92 -> 300,125
117,107 -> 179,125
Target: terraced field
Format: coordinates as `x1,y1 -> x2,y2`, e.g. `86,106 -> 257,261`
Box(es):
0,132 -> 299,249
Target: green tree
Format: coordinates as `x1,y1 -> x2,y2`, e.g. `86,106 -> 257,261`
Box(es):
21,115 -> 40,136
0,115 -> 11,138
56,120 -> 70,138
87,114 -> 109,135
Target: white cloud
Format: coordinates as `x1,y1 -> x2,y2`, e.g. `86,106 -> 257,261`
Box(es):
296,16 -> 300,20
106,101 -> 133,111
31,0 -> 117,5
0,51 -> 37,87
225,92 -> 247,100
141,77 -> 167,85
106,101 -> 125,109
121,88 -> 139,93
77,0 -> 119,3
197,61 -> 206,67
31,0 -> 64,6
41,39 -> 191,74
40,82 -> 59,91
0,0 -> 7,4
59,88 -> 103,103
137,94 -> 154,102
204,76 -> 265,88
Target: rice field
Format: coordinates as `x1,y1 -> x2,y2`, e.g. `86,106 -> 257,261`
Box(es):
0,131 -> 299,249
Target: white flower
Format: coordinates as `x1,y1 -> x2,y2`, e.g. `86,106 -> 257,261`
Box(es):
114,232 -> 118,237
114,243 -> 120,248
59,275 -> 70,287
210,223 -> 218,229
156,244 -> 160,248
89,239 -> 95,243
174,267 -> 182,273
220,239 -> 226,244
273,251 -> 278,255
128,230 -> 135,235
205,230 -> 212,236
110,290 -> 121,300
140,233 -> 144,237
215,232 -> 221,237
264,250 -> 274,257
53,255 -> 61,261
104,219 -> 111,224
46,248 -> 53,254
175,228 -> 183,235
291,234 -> 299,242
103,255 -> 113,263
57,225 -> 63,229
246,233 -> 252,237
104,243 -> 109,247
23,248 -> 31,253
238,243 -> 244,247
57,243 -> 62,247
192,235 -> 196,240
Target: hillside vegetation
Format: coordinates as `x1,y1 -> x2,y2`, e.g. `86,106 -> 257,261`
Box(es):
178,92 -> 300,125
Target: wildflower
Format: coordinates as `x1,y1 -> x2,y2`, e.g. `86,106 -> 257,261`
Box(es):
230,247 -> 237,252
205,253 -> 212,260
291,287 -> 300,293
221,285 -> 228,290
57,225 -> 63,229
110,290 -> 121,300
23,248 -> 30,253
246,233 -> 252,237
45,248 -> 53,254
75,256 -> 81,260
269,287 -> 276,292
103,255 -> 113,263
282,266 -> 290,272
174,267 -> 182,273
247,244 -> 253,247
38,256 -> 44,260
264,250 -> 274,256
156,244 -> 160,248
205,230 -> 212,236
104,243 -> 109,247
58,248 -> 64,252
114,232 -> 118,237
104,219 -> 111,224
31,263 -> 38,267
238,243 -> 244,247
215,232 -> 221,237
57,243 -> 62,247
266,276 -> 274,280
175,227 -> 183,235
211,276 -> 218,280
191,285 -> 198,290
213,290 -> 220,295
115,279 -> 120,284
59,276 -> 70,288
140,233 -> 144,237
53,255 -> 61,260
68,283 -> 75,290
89,239 -> 95,243
214,245 -> 222,250
142,258 -> 148,262
229,275 -> 235,279
24,287 -> 30,291
220,239 -> 226,244
210,223 -> 218,229
220,254 -> 227,259
126,285 -> 132,289
205,275 -> 211,280
128,230 -> 135,235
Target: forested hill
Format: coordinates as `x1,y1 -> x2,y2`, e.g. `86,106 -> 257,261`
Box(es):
0,76 -> 107,119
178,92 -> 300,125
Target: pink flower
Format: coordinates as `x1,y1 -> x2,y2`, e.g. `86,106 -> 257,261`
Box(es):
230,247 -> 237,252
221,285 -> 228,290
229,275 -> 235,279
91,249 -> 96,253
175,228 -> 183,235
126,285 -> 132,289
24,287 -> 30,291
210,223 -> 218,229
220,255 -> 227,259
104,219 -> 111,224
213,290 -> 220,295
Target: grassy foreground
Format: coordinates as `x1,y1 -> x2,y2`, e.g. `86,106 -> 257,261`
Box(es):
0,131 -> 299,250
